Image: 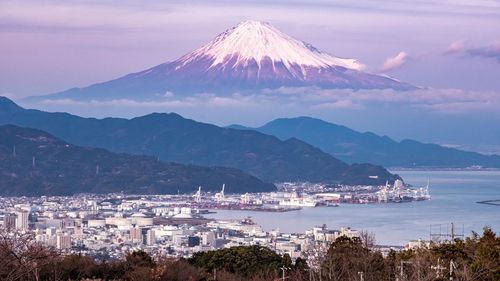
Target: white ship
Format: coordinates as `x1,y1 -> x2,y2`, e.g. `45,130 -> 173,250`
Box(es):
279,192 -> 318,207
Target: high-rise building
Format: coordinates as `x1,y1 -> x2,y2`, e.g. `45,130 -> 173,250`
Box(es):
130,226 -> 142,242
15,210 -> 29,231
146,229 -> 156,246
56,232 -> 71,249
2,213 -> 16,230
46,227 -> 57,236
201,232 -> 216,246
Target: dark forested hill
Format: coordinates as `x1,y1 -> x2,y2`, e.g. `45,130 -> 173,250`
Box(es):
0,125 -> 275,196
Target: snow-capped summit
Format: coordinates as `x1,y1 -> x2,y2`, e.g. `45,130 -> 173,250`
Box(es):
32,20 -> 415,101
177,20 -> 365,73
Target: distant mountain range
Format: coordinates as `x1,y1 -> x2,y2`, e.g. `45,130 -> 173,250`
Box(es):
229,116 -> 500,168
29,21 -> 414,102
0,97 -> 398,185
0,125 -> 276,196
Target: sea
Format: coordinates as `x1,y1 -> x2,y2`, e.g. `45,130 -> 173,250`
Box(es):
205,170 -> 500,245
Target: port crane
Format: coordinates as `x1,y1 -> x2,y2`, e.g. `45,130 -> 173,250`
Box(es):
214,184 -> 225,202
194,186 -> 202,203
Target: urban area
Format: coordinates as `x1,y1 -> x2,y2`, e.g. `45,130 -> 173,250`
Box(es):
0,180 -> 432,261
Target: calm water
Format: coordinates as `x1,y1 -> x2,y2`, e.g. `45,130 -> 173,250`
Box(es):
205,170 -> 500,245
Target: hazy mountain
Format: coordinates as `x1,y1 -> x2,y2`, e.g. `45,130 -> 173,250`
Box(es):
0,97 -> 398,184
30,21 -> 414,102
0,125 -> 276,196
233,116 -> 500,168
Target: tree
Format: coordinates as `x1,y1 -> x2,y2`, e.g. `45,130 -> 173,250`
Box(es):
359,230 -> 376,250
53,254 -> 99,281
320,236 -> 386,281
126,250 -> 156,268
158,258 -> 206,281
0,229 -> 59,281
189,245 -> 290,279
468,227 -> 500,281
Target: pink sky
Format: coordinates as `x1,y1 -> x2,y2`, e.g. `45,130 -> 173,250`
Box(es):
1,0 -> 499,97
1,0 -> 500,152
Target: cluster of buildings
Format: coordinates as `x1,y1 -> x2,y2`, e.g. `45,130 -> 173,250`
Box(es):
277,179 -> 431,204
0,180 -> 432,261
0,194 -> 361,261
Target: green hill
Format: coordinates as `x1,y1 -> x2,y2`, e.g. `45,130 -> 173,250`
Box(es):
0,125 -> 275,196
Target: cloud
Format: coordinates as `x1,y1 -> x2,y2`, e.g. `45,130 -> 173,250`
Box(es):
39,93 -> 262,109
466,42 -> 500,62
40,98 -> 195,108
1,92 -> 17,99
163,91 -> 175,98
261,86 -> 500,114
0,1 -> 179,32
35,85 -> 500,115
444,40 -> 500,62
380,51 -> 409,72
444,40 -> 465,55
313,100 -> 363,110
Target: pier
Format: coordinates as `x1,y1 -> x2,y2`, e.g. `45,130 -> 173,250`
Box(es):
477,199 -> 500,206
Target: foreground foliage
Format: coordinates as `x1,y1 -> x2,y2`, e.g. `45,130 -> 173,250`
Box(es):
0,227 -> 498,280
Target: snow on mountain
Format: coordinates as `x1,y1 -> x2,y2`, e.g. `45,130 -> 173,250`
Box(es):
31,20 -> 416,101
177,20 -> 365,73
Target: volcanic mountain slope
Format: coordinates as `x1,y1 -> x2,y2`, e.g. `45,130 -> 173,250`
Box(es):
230,116 -> 500,168
0,97 -> 399,185
32,20 -> 415,101
0,124 -> 276,196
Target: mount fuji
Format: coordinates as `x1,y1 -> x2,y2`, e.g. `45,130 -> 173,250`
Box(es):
32,20 -> 415,101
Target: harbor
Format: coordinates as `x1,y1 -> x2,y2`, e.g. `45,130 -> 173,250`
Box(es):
207,170 -> 500,245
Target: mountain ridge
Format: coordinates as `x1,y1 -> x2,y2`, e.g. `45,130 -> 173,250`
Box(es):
0,97 -> 399,185
0,124 -> 276,196
231,116 -> 500,168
